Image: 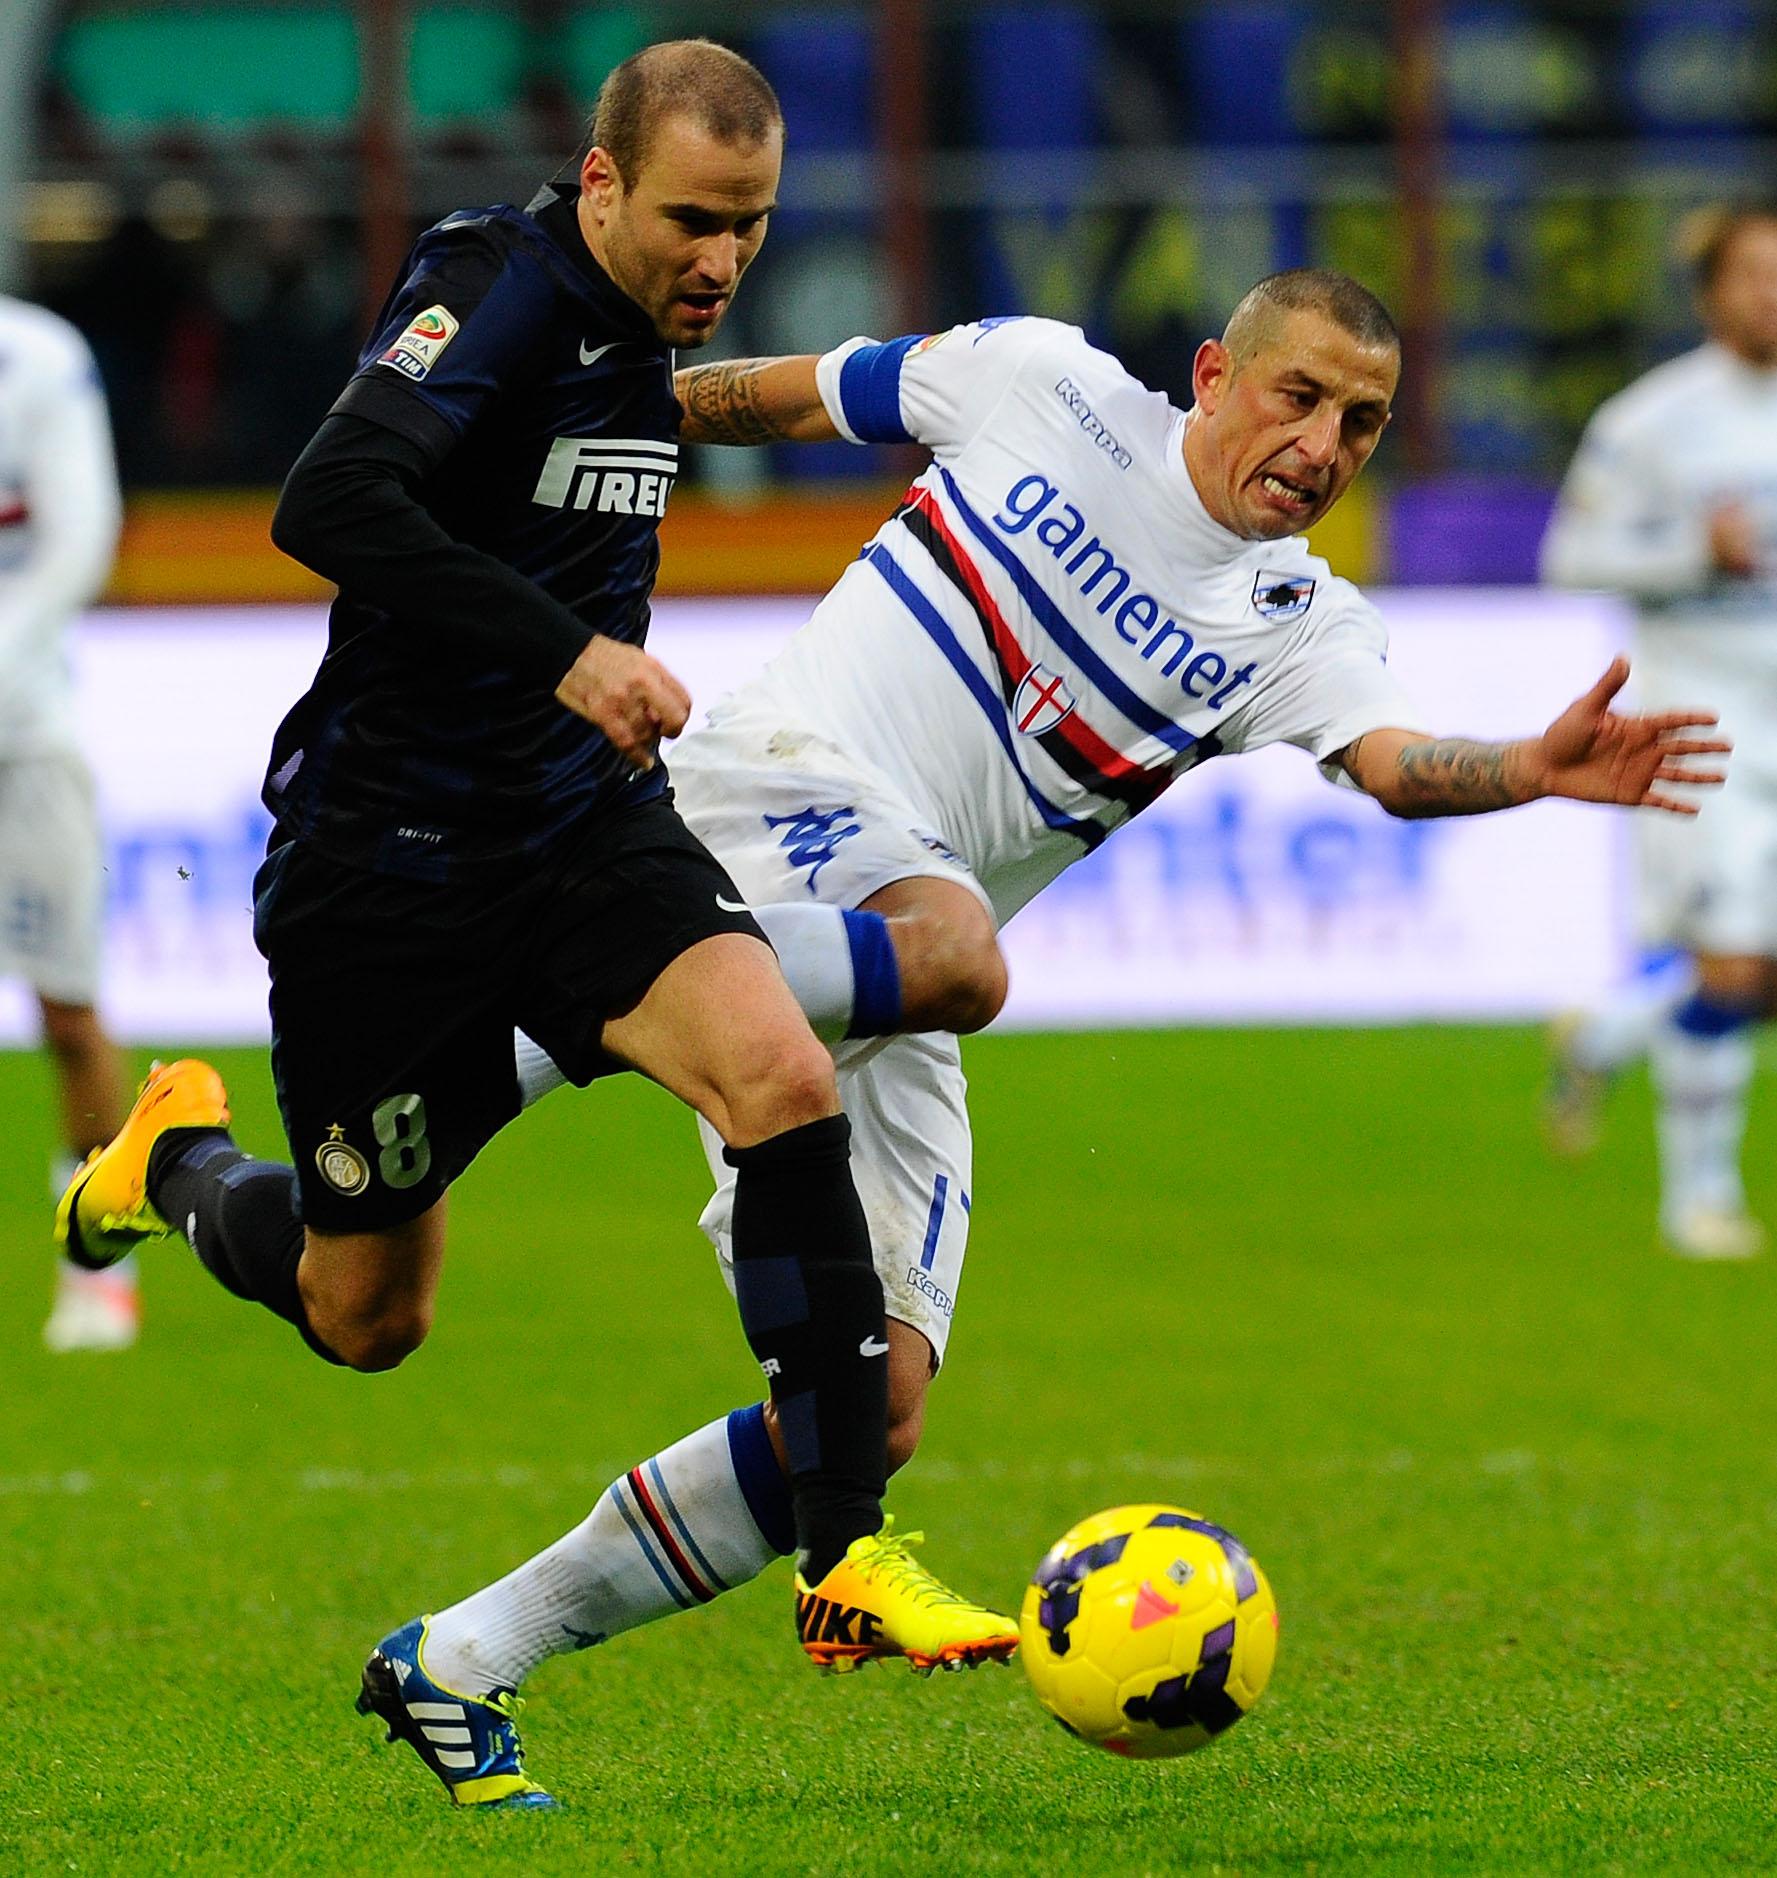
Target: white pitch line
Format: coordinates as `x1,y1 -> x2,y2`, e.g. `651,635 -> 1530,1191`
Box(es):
0,1450 -> 1576,1500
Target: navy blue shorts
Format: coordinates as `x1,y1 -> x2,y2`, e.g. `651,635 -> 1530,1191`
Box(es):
254,790 -> 761,1233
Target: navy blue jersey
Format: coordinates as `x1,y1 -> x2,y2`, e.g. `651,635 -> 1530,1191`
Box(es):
265,184 -> 682,878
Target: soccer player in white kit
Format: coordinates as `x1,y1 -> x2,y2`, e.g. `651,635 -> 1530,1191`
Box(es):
0,295 -> 131,1349
1543,205 -> 1777,1259
398,272 -> 1727,1800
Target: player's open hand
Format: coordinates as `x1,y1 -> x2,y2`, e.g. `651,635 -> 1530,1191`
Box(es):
1536,657 -> 1730,814
555,635 -> 692,769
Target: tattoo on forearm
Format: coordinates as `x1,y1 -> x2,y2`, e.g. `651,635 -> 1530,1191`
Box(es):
1389,738 -> 1525,817
675,360 -> 787,445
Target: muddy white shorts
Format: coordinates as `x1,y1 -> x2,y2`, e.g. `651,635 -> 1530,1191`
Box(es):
672,711 -> 987,1366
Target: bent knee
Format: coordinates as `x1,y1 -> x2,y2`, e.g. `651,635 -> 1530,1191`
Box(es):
894,902 -> 1006,1033
725,1035 -> 839,1140
316,1304 -> 432,1373
941,946 -> 1008,1032
922,934 -> 1007,1033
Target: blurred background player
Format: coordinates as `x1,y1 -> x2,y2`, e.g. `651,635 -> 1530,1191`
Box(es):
0,291 -> 130,1349
1542,202 -> 1777,1260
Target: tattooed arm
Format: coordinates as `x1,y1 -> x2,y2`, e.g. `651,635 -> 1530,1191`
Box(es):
673,356 -> 840,446
1341,731 -> 1539,817
1340,658 -> 1729,819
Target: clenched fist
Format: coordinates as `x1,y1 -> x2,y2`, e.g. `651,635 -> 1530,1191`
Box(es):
555,634 -> 692,770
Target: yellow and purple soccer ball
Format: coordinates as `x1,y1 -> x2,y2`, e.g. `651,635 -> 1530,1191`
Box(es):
1019,1504 -> 1278,1759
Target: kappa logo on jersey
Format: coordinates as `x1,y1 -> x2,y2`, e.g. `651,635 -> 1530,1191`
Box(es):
377,304 -> 460,381
532,436 -> 679,518
1251,572 -> 1316,621
763,805 -> 862,890
1013,662 -> 1078,735
1053,376 -> 1133,470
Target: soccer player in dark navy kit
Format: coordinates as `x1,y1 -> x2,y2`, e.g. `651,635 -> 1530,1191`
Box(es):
58,41 -> 1015,1801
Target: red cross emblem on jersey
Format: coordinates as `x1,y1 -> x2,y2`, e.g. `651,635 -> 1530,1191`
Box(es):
1012,662 -> 1077,736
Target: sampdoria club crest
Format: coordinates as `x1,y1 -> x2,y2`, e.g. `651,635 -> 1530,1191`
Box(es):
1251,572 -> 1316,621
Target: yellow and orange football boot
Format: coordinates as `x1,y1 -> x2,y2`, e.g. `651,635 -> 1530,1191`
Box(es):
794,1517 -> 1018,1675
55,1059 -> 230,1269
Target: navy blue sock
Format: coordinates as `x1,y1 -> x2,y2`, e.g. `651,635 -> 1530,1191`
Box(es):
1672,990 -> 1757,1039
841,909 -> 902,1039
148,1128 -> 343,1365
725,1402 -> 796,1556
725,1114 -> 887,1579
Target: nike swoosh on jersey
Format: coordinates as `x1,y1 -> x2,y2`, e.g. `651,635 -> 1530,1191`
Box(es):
716,894 -> 750,913
580,340 -> 620,366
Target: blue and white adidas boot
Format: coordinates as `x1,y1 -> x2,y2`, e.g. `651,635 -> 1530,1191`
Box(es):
356,1616 -> 556,1809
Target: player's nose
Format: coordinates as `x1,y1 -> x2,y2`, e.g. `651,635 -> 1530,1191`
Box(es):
1292,410 -> 1341,468
695,232 -> 741,288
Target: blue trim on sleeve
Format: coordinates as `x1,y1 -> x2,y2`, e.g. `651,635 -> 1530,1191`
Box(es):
841,909 -> 903,1038
837,335 -> 925,443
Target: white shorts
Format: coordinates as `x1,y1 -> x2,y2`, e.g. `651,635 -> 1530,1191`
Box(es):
1634,769 -> 1777,956
0,749 -> 103,1004
672,712 -> 987,1366
668,711 -> 991,918
697,1030 -> 972,1369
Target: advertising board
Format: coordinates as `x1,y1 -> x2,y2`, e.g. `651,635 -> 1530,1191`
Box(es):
0,591 -> 1633,1043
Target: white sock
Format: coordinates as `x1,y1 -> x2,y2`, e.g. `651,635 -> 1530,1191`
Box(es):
749,903 -> 856,1043
514,901 -> 900,1108
421,1406 -> 793,1696
1569,951 -> 1694,1074
1652,1022 -> 1755,1219
515,1032 -> 567,1111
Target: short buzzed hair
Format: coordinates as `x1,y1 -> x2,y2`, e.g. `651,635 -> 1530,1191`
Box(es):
588,39 -> 783,183
1677,201 -> 1777,290
1222,269 -> 1401,366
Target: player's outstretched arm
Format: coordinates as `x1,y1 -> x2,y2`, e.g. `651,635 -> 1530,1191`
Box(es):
1340,657 -> 1730,820
674,357 -> 841,445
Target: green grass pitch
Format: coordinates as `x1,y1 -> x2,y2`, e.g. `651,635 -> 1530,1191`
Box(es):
9,1028 -> 1776,1875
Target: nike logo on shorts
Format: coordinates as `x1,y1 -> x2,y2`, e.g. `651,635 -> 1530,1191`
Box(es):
716,894 -> 750,913
859,1335 -> 890,1357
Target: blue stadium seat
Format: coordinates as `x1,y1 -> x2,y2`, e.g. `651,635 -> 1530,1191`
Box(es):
1180,3 -> 1314,147
964,5 -> 1101,155
1621,2 -> 1763,134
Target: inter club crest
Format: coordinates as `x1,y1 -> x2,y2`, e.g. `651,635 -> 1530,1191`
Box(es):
1013,662 -> 1077,736
1251,572 -> 1316,621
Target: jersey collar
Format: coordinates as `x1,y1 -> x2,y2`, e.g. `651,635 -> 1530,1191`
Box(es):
526,181 -> 661,346
1171,409 -> 1261,563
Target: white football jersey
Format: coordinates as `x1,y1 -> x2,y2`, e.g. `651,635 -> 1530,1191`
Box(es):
0,296 -> 121,755
1542,343 -> 1777,763
716,317 -> 1419,922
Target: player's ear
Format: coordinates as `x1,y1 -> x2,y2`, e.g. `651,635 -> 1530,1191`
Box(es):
580,146 -> 624,218
1192,338 -> 1231,414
